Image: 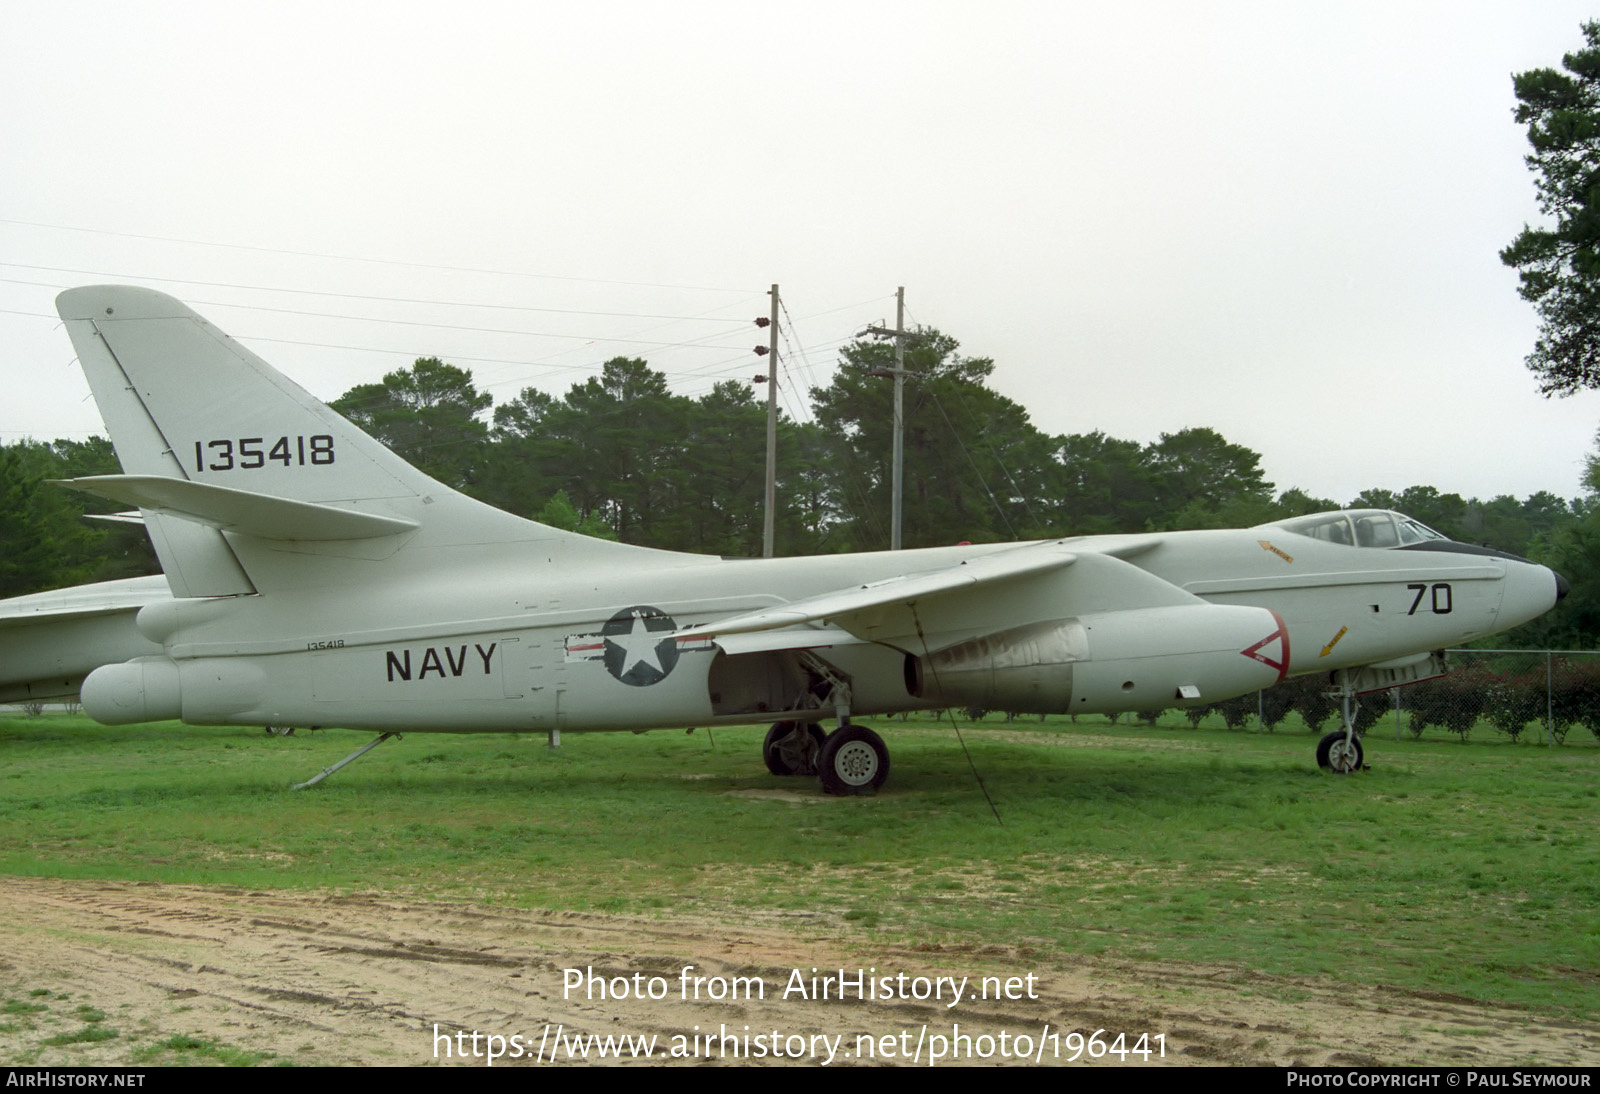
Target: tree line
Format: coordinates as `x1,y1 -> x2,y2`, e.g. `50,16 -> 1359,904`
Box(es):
322,329 -> 1583,560
3,327 -> 1595,644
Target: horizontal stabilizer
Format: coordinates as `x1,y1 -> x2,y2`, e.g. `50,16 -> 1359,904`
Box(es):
0,575 -> 169,702
0,574 -> 168,626
52,476 -> 419,542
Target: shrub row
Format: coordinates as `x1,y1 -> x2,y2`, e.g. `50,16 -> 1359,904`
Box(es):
1130,656 -> 1600,743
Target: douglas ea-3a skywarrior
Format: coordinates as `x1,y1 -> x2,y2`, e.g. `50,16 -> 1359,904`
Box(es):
0,286 -> 1567,793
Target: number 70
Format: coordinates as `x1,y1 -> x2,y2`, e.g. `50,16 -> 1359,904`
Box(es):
1406,583 -> 1452,615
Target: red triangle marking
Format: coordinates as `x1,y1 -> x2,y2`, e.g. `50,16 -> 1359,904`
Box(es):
1240,611 -> 1290,682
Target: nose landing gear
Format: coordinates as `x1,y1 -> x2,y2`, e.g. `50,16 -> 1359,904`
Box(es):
1318,670 -> 1367,774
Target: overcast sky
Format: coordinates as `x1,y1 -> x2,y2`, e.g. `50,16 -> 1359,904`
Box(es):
4,1 -> 1599,511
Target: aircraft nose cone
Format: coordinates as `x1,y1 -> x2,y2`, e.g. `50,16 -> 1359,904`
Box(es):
1556,570 -> 1571,602
1497,560 -> 1566,631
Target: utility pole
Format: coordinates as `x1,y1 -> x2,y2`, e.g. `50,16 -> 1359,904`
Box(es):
761,284 -> 779,558
865,286 -> 908,550
891,286 -> 905,551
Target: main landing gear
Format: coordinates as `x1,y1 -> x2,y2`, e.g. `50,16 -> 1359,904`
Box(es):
818,723 -> 890,795
762,721 -> 825,776
762,720 -> 890,795
762,653 -> 889,795
1317,669 -> 1366,774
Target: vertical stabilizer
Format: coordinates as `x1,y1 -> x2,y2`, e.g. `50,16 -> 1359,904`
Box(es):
54,286 -> 592,597
57,288 -> 261,596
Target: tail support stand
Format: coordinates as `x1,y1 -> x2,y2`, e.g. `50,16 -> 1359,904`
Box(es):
291,732 -> 398,790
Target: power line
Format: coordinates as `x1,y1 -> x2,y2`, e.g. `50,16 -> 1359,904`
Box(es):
2,267 -> 894,412
245,335 -> 763,391
185,297 -> 755,352
0,296 -> 782,400
927,389 -> 1019,539
0,263 -> 755,324
0,274 -> 755,352
3,278 -> 765,387
777,301 -> 821,424
0,218 -> 753,294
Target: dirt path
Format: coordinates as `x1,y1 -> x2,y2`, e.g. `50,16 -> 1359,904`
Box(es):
0,876 -> 1593,1067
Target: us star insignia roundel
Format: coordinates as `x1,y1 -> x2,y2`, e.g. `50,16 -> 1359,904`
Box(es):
601,605 -> 679,686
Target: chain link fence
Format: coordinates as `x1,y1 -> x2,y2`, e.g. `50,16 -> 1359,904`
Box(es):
1162,650 -> 1600,743
1386,649 -> 1600,744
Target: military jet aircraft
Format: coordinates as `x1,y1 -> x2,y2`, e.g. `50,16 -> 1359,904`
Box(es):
3,286 -> 1566,793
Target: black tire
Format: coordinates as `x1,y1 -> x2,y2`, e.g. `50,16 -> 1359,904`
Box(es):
1316,730 -> 1363,774
818,724 -> 890,795
763,721 -> 826,776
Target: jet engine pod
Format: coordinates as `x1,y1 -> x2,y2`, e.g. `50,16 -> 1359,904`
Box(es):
905,618 -> 1084,712
80,655 -> 270,726
906,603 -> 1288,714
81,657 -> 182,724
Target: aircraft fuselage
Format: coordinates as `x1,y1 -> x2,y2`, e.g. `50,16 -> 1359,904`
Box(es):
77,521 -> 1559,733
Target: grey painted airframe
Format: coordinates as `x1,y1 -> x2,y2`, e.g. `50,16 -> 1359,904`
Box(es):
0,287 -> 1566,792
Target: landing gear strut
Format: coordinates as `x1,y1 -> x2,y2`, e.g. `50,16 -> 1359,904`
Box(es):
1318,670 -> 1366,774
793,651 -> 891,795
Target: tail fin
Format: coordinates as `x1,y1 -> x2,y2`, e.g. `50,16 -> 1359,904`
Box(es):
55,286 -> 607,596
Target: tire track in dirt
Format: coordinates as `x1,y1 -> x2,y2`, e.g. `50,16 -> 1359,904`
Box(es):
0,876 -> 1594,1066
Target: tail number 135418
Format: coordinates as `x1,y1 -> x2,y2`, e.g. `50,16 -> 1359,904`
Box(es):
194,436 -> 335,471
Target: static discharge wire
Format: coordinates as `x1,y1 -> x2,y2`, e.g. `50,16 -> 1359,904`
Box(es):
910,601 -> 1003,827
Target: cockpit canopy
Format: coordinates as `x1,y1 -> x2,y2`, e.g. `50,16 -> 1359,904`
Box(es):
1264,509 -> 1450,550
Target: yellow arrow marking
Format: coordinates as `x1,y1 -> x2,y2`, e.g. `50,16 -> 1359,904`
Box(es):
1258,540 -> 1293,563
1320,626 -> 1349,658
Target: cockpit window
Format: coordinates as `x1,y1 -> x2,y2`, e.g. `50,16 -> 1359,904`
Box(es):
1277,512 -> 1354,544
1397,516 -> 1447,545
1353,513 -> 1398,548
1270,509 -> 1449,550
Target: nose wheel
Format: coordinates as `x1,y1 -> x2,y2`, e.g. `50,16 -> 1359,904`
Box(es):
1318,670 -> 1367,774
1316,730 -> 1364,773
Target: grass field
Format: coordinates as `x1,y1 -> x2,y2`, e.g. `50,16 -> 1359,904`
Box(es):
2,709 -> 1597,1018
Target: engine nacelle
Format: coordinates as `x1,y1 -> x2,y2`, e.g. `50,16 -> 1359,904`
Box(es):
905,603 -> 1287,714
81,658 -> 182,724
81,656 -> 267,725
